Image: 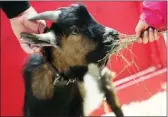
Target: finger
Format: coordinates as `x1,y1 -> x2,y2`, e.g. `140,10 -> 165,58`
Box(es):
143,31 -> 149,44
154,29 -> 159,40
23,17 -> 46,33
135,25 -> 142,38
149,28 -> 154,42
30,44 -> 43,53
135,20 -> 149,38
33,47 -> 41,52
36,20 -> 46,33
34,48 -> 43,56
137,37 -> 143,43
20,43 -> 34,54
135,30 -> 142,39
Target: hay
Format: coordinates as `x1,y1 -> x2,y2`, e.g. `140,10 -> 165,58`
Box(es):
98,29 -> 167,66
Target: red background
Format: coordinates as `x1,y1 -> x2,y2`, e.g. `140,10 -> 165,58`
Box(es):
1,2 -> 166,116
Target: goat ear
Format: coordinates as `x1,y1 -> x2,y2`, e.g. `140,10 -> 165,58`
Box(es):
28,10 -> 62,21
20,31 -> 57,47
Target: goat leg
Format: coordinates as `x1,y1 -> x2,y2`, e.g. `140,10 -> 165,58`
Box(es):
101,68 -> 124,117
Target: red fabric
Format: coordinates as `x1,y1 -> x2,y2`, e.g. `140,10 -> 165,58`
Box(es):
1,2 -> 166,116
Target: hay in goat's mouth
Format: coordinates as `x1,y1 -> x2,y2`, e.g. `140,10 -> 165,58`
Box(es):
110,34 -> 138,55
99,29 -> 167,65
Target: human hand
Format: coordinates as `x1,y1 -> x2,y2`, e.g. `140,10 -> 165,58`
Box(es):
9,6 -> 46,54
135,19 -> 160,44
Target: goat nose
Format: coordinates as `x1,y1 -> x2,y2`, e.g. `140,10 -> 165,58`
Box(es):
104,27 -> 119,36
103,27 -> 120,43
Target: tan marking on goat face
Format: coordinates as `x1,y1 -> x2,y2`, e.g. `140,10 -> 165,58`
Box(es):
31,64 -> 54,99
51,34 -> 97,72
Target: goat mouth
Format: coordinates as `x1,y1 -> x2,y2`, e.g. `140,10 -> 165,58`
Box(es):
104,36 -> 120,50
20,32 -> 57,47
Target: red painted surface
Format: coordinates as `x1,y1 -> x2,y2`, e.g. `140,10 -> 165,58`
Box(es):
1,2 -> 166,116
117,69 -> 166,105
90,69 -> 166,116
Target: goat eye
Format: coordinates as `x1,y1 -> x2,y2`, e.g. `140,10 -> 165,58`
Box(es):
70,26 -> 79,35
72,29 -> 79,35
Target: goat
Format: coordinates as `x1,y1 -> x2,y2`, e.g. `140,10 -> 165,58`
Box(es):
21,4 -> 123,116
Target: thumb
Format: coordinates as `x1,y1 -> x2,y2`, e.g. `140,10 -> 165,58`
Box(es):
135,22 -> 144,38
135,28 -> 142,38
135,20 -> 149,38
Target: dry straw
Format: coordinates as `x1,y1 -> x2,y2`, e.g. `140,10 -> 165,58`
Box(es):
99,28 -> 167,66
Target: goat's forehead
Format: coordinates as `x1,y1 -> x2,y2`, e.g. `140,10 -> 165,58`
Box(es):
58,4 -> 85,12
57,4 -> 92,20
51,4 -> 117,37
